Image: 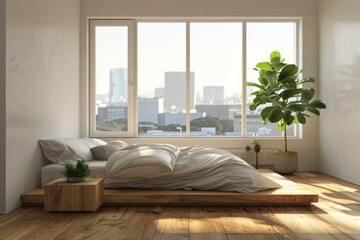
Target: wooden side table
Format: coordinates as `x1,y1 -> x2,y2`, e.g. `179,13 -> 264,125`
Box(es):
44,178 -> 104,212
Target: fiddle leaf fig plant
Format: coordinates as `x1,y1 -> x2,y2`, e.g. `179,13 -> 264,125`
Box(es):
246,51 -> 326,152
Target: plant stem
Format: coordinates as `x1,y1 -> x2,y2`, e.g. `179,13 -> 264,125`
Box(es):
284,124 -> 288,152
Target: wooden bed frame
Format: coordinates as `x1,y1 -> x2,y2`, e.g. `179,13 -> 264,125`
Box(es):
21,169 -> 318,206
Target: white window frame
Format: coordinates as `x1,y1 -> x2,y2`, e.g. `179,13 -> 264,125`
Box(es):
88,18 -> 301,139
89,19 -> 135,137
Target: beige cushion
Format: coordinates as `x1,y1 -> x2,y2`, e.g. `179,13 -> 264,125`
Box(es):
91,144 -> 120,160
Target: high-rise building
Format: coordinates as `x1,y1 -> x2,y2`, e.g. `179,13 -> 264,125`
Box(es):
203,86 -> 224,104
164,72 -> 194,112
195,104 -> 241,120
109,68 -> 128,104
138,98 -> 163,124
154,87 -> 164,98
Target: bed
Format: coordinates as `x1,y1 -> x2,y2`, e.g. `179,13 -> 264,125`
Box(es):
41,143 -> 281,193
29,138 -> 318,206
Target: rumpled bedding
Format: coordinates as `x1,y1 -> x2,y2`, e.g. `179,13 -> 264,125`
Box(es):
105,144 -> 281,193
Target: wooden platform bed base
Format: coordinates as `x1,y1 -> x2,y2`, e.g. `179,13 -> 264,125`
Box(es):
21,169 -> 318,207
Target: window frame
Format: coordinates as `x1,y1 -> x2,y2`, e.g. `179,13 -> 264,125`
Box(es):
88,18 -> 301,139
89,19 -> 135,137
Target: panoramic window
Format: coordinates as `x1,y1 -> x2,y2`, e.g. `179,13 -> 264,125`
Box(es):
89,19 -> 299,138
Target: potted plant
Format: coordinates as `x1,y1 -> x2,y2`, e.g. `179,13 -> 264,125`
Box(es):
62,159 -> 91,183
246,51 -> 326,174
250,139 -> 261,169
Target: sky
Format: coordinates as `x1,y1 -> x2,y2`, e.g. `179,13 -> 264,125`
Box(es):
95,22 -> 296,100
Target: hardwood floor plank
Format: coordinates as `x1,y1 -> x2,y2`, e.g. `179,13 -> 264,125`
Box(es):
151,207 -> 189,240
287,174 -> 360,239
16,212 -> 93,240
1,172 -> 360,240
0,207 -> 48,239
189,207 -> 228,240
219,207 -> 285,240
57,206 -> 137,239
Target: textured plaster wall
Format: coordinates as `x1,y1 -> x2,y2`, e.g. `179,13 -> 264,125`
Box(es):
319,0 -> 360,184
5,0 -> 80,213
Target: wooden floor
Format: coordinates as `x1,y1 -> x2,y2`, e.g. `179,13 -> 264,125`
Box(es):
1,172 -> 360,240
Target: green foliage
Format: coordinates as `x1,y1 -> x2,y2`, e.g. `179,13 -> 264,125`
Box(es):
96,118 -> 128,131
250,139 -> 261,147
245,145 -> 252,152
190,116 -> 227,134
62,159 -> 91,178
246,51 -> 326,152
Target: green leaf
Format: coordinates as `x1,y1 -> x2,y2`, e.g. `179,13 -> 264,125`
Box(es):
293,115 -> 299,124
249,102 -> 260,111
277,121 -> 286,132
281,78 -> 297,89
269,94 -> 281,101
270,51 -> 281,64
246,82 -> 264,89
256,62 -> 273,71
297,77 -> 315,85
307,107 -> 320,115
261,106 -> 283,123
270,51 -> 281,60
301,88 -> 315,101
273,62 -> 285,71
281,89 -> 303,100
297,113 -> 306,124
287,103 -> 306,112
283,111 -> 294,125
309,100 -> 326,109
265,71 -> 277,89
279,64 -> 299,81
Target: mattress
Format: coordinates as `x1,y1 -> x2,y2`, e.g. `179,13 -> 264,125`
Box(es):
41,145 -> 281,192
41,160 -> 107,187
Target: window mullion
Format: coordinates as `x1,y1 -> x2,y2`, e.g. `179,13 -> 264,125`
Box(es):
242,22 -> 247,137
186,21 -> 190,137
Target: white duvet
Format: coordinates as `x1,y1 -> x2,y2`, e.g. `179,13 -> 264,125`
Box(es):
105,144 -> 281,193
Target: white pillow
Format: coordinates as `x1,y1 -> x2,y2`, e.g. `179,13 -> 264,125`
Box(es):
82,138 -> 107,146
38,138 -> 95,164
108,140 -> 129,149
105,144 -> 179,183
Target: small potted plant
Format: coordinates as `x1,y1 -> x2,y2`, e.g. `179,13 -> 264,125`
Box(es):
62,159 -> 91,183
250,139 -> 261,169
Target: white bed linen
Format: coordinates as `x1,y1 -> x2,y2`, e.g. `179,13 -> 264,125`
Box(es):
105,145 -> 281,193
106,144 -> 179,181
41,160 -> 107,187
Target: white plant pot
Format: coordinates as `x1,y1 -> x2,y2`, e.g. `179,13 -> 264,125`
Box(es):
273,151 -> 298,175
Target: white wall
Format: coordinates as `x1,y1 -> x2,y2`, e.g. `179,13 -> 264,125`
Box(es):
80,0 -> 320,170
4,0 -> 80,213
319,0 -> 360,184
0,0 -> 6,215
